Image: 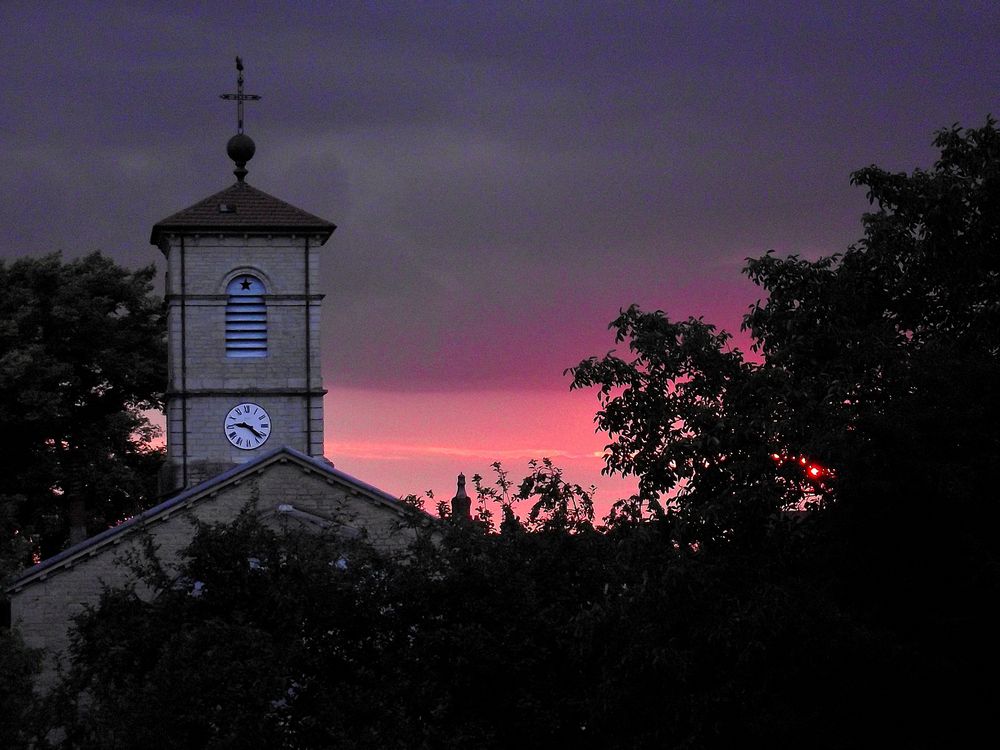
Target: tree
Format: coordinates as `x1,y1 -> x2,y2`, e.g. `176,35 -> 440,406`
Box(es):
570,119 -> 1000,535
466,459 -> 596,533
0,252 -> 166,562
569,119 -> 1000,737
48,496 -> 904,748
0,628 -> 41,750
742,120 -> 1000,518
568,309 -> 805,545
49,513 -> 395,749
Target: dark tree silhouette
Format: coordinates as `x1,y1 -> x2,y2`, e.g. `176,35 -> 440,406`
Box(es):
0,252 -> 166,563
568,119 -> 1000,741
570,120 -> 1000,530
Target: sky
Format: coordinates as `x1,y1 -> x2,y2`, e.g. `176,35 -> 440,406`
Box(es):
1,1 -> 997,516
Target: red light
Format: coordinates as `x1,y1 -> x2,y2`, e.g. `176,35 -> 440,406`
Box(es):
769,449 -> 835,484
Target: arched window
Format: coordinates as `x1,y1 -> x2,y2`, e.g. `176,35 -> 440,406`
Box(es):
225,275 -> 267,357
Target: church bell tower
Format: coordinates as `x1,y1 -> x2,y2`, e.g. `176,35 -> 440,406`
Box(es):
150,59 -> 335,493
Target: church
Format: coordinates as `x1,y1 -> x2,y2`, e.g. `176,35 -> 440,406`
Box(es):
5,62 -> 454,685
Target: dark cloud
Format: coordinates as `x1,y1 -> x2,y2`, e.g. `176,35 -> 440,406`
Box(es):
2,1 -> 998,392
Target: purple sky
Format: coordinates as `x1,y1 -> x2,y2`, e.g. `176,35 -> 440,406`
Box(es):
1,1 -> 997,509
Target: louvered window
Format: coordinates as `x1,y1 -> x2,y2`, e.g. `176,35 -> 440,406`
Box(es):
226,275 -> 267,358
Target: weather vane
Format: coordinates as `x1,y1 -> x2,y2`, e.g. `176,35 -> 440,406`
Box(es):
219,56 -> 261,134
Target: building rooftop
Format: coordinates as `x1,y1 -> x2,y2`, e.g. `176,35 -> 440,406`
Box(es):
150,181 -> 336,246
5,446 -> 434,593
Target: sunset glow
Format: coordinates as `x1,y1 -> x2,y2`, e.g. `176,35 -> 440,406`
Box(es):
324,387 -> 638,515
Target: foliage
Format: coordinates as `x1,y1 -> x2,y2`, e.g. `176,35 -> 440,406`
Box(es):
48,507 -> 914,749
0,495 -> 33,585
569,310 -> 809,545
741,119 -> 1000,517
50,514 -> 390,749
0,252 -> 166,561
0,628 -> 42,750
570,119 -> 1000,539
566,119 -> 1000,737
469,459 -> 595,533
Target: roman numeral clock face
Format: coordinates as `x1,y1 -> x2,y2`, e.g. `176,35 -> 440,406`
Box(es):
225,402 -> 272,450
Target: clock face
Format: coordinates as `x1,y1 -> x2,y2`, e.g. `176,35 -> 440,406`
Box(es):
225,402 -> 272,450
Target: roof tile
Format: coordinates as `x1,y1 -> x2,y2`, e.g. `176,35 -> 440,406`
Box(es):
150,181 -> 335,245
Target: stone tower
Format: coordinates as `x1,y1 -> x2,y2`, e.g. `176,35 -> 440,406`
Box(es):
150,133 -> 335,493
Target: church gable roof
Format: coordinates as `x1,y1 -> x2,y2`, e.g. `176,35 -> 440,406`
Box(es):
150,182 -> 335,246
6,447 -> 433,593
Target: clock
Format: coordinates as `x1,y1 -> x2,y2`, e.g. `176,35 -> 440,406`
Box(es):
224,402 -> 271,450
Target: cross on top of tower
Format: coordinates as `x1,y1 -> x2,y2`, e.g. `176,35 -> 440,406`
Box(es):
219,56 -> 261,134
220,57 -> 261,183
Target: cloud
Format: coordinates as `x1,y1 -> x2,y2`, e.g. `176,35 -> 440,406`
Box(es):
326,440 -> 601,463
3,1 -> 998,397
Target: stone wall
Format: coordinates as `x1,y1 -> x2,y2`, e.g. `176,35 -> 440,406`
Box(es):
160,235 -> 325,493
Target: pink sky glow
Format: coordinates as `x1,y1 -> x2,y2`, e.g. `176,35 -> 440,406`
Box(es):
325,387 -> 638,518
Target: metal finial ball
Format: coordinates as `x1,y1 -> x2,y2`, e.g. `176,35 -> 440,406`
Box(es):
227,133 -> 256,164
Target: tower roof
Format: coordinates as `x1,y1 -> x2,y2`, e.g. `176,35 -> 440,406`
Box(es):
150,181 -> 336,247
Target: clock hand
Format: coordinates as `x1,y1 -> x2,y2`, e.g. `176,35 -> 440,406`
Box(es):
235,421 -> 264,439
